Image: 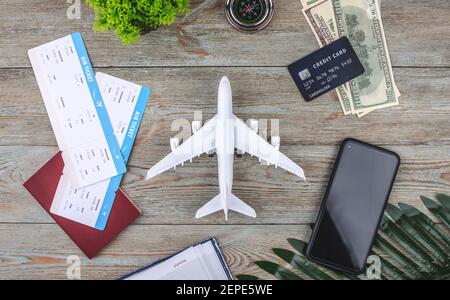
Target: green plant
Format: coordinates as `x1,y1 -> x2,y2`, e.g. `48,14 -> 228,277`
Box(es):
87,0 -> 190,44
237,194 -> 450,280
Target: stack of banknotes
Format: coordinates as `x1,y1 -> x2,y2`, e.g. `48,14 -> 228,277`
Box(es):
301,0 -> 400,117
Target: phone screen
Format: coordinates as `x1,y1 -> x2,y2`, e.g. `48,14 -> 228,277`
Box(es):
307,139 -> 400,273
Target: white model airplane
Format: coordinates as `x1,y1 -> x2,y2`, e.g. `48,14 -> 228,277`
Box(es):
146,76 -> 305,220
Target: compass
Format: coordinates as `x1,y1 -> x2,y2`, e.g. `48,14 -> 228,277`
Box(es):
225,0 -> 274,32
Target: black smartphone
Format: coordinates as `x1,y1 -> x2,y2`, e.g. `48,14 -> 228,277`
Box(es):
306,138 -> 400,274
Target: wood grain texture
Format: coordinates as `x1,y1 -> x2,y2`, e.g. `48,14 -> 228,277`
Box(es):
1,67 -> 449,147
0,0 -> 449,280
0,224 -> 310,280
0,143 -> 448,224
0,0 -> 449,68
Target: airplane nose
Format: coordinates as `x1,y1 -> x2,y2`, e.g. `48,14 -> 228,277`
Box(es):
219,76 -> 231,89
218,76 -> 232,116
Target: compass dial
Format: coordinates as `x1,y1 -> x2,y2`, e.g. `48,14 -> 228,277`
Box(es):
233,0 -> 266,24
225,0 -> 274,32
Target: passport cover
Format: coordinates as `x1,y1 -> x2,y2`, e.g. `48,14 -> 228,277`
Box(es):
23,152 -> 140,259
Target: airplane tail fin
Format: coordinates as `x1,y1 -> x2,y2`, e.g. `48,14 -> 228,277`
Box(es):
195,194 -> 222,219
229,194 -> 256,218
195,193 -> 257,220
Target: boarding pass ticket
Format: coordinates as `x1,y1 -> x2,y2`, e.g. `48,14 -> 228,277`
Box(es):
50,72 -> 151,230
28,33 -> 126,188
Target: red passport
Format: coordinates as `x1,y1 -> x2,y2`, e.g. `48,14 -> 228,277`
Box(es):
23,152 -> 140,259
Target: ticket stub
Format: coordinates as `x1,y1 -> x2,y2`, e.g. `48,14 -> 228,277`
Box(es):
50,73 -> 150,230
28,33 -> 126,188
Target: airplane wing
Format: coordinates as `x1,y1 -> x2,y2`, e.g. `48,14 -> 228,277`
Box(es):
233,115 -> 305,180
146,116 -> 217,180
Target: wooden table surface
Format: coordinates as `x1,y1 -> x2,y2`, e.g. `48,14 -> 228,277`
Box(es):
0,0 -> 449,280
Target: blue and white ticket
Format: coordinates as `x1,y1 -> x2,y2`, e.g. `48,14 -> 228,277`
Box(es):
28,33 -> 127,188
50,72 -> 151,230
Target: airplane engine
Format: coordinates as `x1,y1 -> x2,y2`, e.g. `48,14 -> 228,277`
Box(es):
271,136 -> 280,168
169,137 -> 180,168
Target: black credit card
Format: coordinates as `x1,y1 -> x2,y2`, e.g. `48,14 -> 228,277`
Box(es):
288,37 -> 364,102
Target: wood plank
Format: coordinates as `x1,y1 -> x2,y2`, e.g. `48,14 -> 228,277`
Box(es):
1,144 -> 448,224
1,0 -> 448,282
0,0 -> 449,68
0,224 -> 310,280
1,67 -> 449,147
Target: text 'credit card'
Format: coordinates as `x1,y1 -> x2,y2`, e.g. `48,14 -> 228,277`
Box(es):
288,36 -> 364,102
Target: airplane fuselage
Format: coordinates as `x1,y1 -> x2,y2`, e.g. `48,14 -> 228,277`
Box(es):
216,77 -> 234,216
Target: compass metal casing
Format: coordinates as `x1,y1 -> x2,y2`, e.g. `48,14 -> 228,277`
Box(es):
225,0 -> 274,32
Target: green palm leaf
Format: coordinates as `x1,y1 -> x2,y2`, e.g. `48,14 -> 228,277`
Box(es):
235,274 -> 260,280
421,196 -> 450,230
287,238 -> 360,280
373,235 -> 428,278
338,272 -> 361,280
398,202 -> 450,247
255,261 -> 304,280
385,203 -> 448,263
273,248 -> 334,280
380,216 -> 443,272
371,251 -> 411,280
287,238 -> 308,255
436,194 -> 450,210
238,195 -> 450,280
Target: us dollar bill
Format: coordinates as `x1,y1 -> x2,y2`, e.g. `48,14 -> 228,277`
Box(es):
300,0 -> 321,7
331,0 -> 399,113
302,0 -> 353,114
302,0 -> 400,117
